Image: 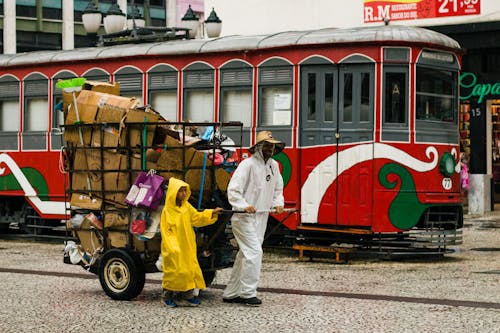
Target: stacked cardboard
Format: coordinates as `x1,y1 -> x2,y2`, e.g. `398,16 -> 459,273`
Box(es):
65,84 -> 156,209
65,80 -> 233,211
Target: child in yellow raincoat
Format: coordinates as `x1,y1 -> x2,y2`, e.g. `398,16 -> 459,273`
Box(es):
160,177 -> 222,307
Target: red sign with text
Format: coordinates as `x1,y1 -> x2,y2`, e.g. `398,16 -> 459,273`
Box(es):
364,0 -> 480,23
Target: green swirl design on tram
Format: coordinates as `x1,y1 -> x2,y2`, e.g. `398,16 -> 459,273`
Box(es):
378,163 -> 430,230
273,152 -> 291,187
0,167 -> 49,201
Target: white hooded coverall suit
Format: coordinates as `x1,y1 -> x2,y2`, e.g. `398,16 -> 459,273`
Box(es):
223,148 -> 284,299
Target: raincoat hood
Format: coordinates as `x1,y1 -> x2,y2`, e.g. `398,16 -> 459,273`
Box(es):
165,177 -> 191,209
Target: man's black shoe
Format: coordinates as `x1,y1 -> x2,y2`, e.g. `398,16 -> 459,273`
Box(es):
241,297 -> 262,306
222,297 -> 242,303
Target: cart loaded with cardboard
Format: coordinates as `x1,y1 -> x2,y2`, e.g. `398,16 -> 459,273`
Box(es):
60,78 -> 242,300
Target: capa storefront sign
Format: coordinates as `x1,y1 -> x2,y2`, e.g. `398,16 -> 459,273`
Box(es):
460,72 -> 500,103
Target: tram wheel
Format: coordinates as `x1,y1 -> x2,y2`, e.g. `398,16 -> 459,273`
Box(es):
98,248 -> 145,300
20,203 -> 42,235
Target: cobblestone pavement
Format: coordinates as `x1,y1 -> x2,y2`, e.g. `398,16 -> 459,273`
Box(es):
0,215 -> 499,333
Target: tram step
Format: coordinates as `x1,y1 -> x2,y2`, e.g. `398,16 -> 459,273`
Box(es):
296,225 -> 372,235
292,244 -> 351,263
8,222 -> 20,230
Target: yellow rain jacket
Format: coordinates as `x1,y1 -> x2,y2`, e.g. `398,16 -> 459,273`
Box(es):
160,177 -> 217,291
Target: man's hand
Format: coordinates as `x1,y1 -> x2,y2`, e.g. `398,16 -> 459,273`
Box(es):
274,206 -> 284,214
245,205 -> 257,213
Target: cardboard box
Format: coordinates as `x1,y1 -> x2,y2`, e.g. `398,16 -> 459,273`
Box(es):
183,150 -> 232,206
65,90 -> 138,147
71,149 -> 121,202
104,210 -> 130,229
90,93 -> 139,148
106,231 -> 129,248
156,136 -> 192,171
95,94 -> 138,123
91,124 -> 121,148
70,193 -> 102,210
84,80 -> 120,96
64,90 -> 102,145
62,80 -> 120,116
123,109 -> 159,148
76,218 -> 103,254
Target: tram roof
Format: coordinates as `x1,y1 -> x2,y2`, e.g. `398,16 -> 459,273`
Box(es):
0,25 -> 461,67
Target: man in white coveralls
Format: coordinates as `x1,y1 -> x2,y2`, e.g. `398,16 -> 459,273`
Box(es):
222,131 -> 285,306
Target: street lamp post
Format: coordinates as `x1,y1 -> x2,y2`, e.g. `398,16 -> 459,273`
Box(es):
127,4 -> 146,30
103,2 -> 127,34
81,1 -> 102,46
204,7 -> 222,38
181,5 -> 199,39
80,1 -> 222,46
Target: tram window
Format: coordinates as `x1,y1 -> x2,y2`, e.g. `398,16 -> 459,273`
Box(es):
258,63 -> 293,127
53,72 -> 76,130
0,100 -> 20,131
416,67 -> 456,123
151,91 -> 177,121
25,98 -> 48,131
360,72 -> 370,122
260,86 -> 292,126
53,96 -> 64,127
220,88 -> 252,127
184,89 -> 214,122
384,72 -> 406,124
307,73 -> 316,121
0,77 -> 20,132
324,73 -> 334,122
24,76 -> 48,132
148,68 -> 178,120
343,73 -> 353,122
115,68 -> 143,105
183,66 -> 214,122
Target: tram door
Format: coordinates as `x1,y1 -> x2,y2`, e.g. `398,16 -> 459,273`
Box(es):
300,63 -> 374,226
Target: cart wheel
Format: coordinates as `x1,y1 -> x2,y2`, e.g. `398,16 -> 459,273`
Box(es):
202,270 -> 216,286
98,248 -> 145,300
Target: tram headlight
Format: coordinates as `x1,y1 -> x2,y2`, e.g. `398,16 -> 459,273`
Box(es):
439,152 -> 456,177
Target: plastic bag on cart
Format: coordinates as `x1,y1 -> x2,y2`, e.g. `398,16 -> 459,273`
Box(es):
129,208 -> 162,241
63,241 -> 91,265
155,253 -> 162,271
130,218 -> 146,235
125,170 -> 165,210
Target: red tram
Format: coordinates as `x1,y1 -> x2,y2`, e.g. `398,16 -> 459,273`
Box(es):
0,25 -> 463,251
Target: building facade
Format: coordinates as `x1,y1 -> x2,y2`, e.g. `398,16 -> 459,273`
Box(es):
0,0 -> 204,53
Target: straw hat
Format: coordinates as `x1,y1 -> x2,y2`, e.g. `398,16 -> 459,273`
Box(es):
249,131 -> 285,154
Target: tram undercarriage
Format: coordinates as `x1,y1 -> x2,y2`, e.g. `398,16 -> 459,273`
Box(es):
0,198 -> 65,238
289,205 -> 463,261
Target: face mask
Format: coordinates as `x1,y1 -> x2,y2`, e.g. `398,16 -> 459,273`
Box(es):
261,142 -> 275,161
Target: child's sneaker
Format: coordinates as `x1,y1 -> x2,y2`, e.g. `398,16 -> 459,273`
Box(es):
185,297 -> 201,306
164,299 -> 177,308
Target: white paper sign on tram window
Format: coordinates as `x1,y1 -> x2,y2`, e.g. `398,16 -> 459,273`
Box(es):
273,111 -> 291,125
273,93 -> 291,110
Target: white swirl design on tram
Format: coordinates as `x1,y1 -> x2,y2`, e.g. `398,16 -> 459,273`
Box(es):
300,143 -> 438,223
0,153 -> 67,216
451,147 -> 462,173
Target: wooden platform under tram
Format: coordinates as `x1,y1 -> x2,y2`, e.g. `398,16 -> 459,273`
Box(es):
293,225 -> 373,263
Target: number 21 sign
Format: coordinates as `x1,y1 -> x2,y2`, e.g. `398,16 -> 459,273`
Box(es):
364,0 -> 480,23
